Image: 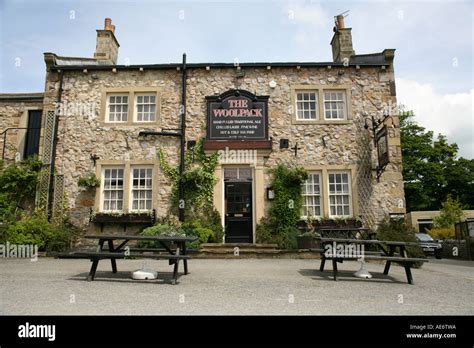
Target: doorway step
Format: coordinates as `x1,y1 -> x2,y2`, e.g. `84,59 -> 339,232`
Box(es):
194,243 -> 320,259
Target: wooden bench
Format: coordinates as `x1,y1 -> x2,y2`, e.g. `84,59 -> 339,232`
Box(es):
312,238 -> 428,284
63,249 -> 190,285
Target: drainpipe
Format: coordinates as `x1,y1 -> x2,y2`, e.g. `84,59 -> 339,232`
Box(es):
47,69 -> 64,220
178,53 -> 187,222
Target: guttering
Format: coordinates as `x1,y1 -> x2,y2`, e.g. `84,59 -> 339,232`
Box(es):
178,53 -> 187,222
51,61 -> 387,72
138,131 -> 182,137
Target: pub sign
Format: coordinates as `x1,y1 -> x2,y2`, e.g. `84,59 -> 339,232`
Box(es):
376,125 -> 390,168
206,89 -> 269,140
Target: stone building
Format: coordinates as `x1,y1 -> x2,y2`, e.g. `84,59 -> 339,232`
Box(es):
0,17 -> 405,243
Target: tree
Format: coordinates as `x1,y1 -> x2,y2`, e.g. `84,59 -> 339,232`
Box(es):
399,111 -> 474,211
433,195 -> 464,228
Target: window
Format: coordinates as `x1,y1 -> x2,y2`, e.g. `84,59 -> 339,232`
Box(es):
102,168 -> 124,211
324,91 -> 346,120
107,95 -> 128,122
328,172 -> 352,217
296,91 -> 318,120
302,173 -> 322,217
131,168 -> 153,211
135,94 -> 156,122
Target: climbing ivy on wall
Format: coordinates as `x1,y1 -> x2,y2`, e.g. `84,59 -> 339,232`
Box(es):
256,164 -> 308,249
157,138 -> 219,216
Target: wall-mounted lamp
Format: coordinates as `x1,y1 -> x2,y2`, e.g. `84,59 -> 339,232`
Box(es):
266,187 -> 275,200
280,139 -> 289,149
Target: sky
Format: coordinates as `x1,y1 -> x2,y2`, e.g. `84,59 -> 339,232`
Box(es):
0,0 -> 473,158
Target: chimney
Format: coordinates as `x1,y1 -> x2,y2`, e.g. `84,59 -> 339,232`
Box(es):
330,14 -> 355,62
94,18 -> 120,64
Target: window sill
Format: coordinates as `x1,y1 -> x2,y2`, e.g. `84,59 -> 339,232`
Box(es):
292,119 -> 352,125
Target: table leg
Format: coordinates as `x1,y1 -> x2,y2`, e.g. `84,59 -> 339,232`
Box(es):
108,240 -> 117,273
400,246 -> 414,285
171,247 -> 181,285
383,245 -> 395,275
332,259 -> 338,281
87,258 -> 99,281
182,242 -> 189,275
319,255 -> 326,272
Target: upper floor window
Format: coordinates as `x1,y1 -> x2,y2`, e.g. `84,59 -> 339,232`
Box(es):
296,91 -> 318,120
135,94 -> 156,122
107,95 -> 128,122
302,172 -> 322,217
324,91 -> 346,120
102,168 -> 124,212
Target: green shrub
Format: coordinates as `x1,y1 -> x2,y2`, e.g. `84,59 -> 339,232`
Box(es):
255,164 -> 307,249
138,224 -> 185,248
428,227 -> 455,240
1,216 -> 77,252
376,218 -> 425,268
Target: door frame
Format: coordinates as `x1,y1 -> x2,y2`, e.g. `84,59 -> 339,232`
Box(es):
221,165 -> 255,244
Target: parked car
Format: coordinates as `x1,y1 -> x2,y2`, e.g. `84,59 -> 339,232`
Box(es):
415,233 -> 442,259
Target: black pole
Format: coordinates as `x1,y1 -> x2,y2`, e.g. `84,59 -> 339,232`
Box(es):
47,69 -> 64,220
178,53 -> 187,222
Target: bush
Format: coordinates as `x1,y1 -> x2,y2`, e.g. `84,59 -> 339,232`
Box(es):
376,218 -> 425,268
138,224 -> 185,248
255,165 -> 307,249
428,227 -> 455,240
256,216 -> 298,250
0,216 -> 78,252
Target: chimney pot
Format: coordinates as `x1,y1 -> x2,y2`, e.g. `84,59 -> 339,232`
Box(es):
336,15 -> 345,29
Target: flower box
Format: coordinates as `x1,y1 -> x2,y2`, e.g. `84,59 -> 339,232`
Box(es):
90,211 -> 155,224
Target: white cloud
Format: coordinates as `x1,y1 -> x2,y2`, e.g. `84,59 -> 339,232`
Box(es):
396,78 -> 474,159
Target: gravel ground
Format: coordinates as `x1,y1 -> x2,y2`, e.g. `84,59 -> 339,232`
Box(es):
0,257 -> 473,315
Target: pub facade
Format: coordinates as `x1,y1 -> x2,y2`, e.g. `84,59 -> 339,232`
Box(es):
0,17 -> 405,244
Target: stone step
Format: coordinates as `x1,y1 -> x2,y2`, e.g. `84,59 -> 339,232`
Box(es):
201,243 -> 278,250
193,250 -> 321,259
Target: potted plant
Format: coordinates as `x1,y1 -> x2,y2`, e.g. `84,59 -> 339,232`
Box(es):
78,172 -> 100,190
297,216 -> 321,249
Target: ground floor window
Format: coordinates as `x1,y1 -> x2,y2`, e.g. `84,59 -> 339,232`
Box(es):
301,170 -> 353,218
100,165 -> 154,213
102,168 -> 124,212
328,172 -> 352,217
131,167 -> 153,211
302,172 -> 322,217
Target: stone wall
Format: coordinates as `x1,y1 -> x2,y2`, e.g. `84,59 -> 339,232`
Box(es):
43,64 -> 405,234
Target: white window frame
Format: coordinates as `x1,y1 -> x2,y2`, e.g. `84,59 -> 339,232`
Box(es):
323,90 -> 347,120
101,167 -> 125,212
134,93 -> 157,122
295,91 -> 318,120
328,171 -> 352,218
130,166 -> 153,212
106,94 -> 129,123
301,172 -> 322,218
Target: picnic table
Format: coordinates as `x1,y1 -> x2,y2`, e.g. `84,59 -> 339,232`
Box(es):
313,237 -> 428,285
67,235 -> 198,285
